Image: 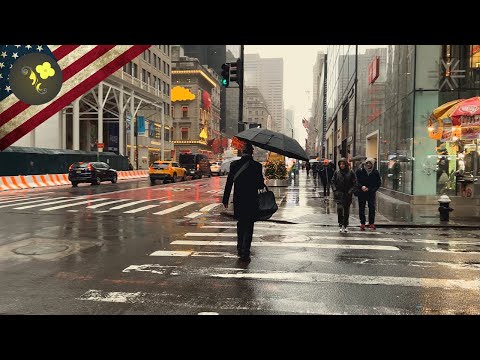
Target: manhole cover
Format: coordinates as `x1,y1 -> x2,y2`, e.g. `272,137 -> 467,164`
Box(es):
14,244 -> 69,255
260,234 -> 310,242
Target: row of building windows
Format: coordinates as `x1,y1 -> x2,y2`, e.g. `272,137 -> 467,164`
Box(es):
142,50 -> 170,76
157,45 -> 170,57
248,110 -> 265,116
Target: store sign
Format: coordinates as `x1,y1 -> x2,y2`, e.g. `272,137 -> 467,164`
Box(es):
368,56 -> 380,84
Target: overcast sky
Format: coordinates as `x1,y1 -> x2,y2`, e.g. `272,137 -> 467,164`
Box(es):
245,45 -> 326,142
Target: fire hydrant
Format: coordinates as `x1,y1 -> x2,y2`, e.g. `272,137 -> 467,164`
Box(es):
438,195 -> 453,222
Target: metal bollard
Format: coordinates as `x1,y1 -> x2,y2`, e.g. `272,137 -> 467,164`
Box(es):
438,195 -> 453,222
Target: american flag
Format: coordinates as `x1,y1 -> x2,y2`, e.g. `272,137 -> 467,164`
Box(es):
0,45 -> 150,151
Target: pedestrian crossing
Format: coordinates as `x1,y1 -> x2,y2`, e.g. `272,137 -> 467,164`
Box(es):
76,219 -> 480,314
0,194 -> 225,218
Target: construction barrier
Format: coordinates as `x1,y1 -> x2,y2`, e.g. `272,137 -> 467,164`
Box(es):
0,170 -> 149,192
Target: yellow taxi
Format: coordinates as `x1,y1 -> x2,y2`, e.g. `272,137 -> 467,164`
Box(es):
149,161 -> 187,185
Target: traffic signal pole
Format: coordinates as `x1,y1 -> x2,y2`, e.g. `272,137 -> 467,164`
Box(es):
238,45 -> 244,133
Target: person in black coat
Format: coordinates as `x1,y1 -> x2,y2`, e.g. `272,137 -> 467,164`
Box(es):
331,158 -> 357,233
355,157 -> 381,230
319,159 -> 334,196
222,143 -> 265,262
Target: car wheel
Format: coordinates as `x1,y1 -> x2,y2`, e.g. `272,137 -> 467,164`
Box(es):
71,182 -> 78,188
172,173 -> 177,183
95,176 -> 101,185
150,179 -> 156,186
111,174 -> 118,184
182,174 -> 186,181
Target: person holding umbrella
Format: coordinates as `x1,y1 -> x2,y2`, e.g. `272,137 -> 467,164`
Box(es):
331,158 -> 357,233
222,142 -> 265,262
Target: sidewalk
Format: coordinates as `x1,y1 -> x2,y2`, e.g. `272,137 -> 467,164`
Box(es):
268,171 -> 480,229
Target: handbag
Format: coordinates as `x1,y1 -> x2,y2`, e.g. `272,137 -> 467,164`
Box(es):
257,186 -> 278,221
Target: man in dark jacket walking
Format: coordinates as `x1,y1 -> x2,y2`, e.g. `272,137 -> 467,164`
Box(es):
319,159 -> 334,196
331,158 -> 357,233
356,157 -> 381,230
223,143 -> 265,262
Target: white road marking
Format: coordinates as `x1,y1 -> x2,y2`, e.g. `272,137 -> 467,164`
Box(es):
67,210 -> 78,212
77,289 -> 420,314
185,212 -> 203,219
184,232 -> 259,237
198,312 -> 219,315
200,225 -> 384,235
160,200 -> 173,204
149,250 -> 237,258
425,247 -> 480,254
109,200 -> 151,210
153,202 -> 196,215
40,198 -> 107,211
5,197 -> 66,209
86,199 -> 131,209
123,204 -> 160,214
0,196 -> 48,207
120,264 -> 480,290
185,203 -> 222,218
171,240 -> 399,251
14,197 -> 81,209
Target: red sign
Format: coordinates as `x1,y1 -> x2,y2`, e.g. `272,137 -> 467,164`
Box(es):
97,143 -> 104,149
368,56 -> 380,84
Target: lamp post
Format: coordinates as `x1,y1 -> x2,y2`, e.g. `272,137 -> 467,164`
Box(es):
285,117 -> 294,139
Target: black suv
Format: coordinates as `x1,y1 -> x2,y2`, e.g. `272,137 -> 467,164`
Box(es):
179,153 -> 211,179
68,162 -> 118,187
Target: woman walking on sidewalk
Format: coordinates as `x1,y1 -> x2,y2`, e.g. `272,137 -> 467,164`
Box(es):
331,158 -> 357,233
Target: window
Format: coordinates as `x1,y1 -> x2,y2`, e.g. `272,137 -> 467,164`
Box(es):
154,56 -> 157,68
143,51 -> 147,61
167,46 -> 170,57
153,76 -> 157,89
147,50 -> 151,63
167,84 -> 170,96
142,69 -> 147,83
171,105 -> 174,117
181,127 -> 189,140
164,102 -> 170,116
163,45 -> 167,53
147,71 -> 151,85
164,127 -> 170,141
167,64 -> 170,76
162,81 -> 166,95
133,63 -> 138,78
255,110 -> 259,115
182,106 -> 188,118
158,57 -> 162,71
163,61 -> 167,74
155,125 -> 161,139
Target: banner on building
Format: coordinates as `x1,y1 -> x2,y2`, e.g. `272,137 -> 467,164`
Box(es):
137,116 -> 145,136
108,123 -> 119,152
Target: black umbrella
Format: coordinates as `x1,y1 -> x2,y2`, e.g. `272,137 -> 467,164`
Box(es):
235,128 -> 308,161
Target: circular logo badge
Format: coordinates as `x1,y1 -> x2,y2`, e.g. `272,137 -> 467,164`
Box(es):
10,53 -> 62,105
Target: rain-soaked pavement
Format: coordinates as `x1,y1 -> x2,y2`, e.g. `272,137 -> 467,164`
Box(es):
1,173 -> 480,314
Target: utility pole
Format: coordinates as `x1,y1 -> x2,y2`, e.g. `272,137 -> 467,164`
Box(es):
238,45 -> 244,133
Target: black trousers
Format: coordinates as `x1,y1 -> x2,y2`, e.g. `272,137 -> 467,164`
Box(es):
337,203 -> 351,227
322,181 -> 330,196
358,194 -> 376,225
237,220 -> 255,257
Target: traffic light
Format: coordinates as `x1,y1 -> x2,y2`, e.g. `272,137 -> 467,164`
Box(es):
229,58 -> 243,86
221,63 -> 230,87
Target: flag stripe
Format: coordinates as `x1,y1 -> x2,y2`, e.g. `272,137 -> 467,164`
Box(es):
0,45 -> 114,127
52,45 -> 80,60
0,45 -> 149,150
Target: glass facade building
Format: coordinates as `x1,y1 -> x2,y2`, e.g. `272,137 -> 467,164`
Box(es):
325,45 -> 480,200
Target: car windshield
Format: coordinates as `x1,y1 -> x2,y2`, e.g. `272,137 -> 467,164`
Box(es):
152,163 -> 169,169
179,154 -> 195,164
71,162 -> 89,168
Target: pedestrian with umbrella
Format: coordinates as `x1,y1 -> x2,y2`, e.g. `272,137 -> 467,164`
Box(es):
222,142 -> 265,262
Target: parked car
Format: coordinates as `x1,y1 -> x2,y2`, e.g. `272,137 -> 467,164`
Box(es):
149,160 -> 187,185
210,161 -> 224,176
220,157 -> 241,175
179,153 -> 211,179
68,161 -> 118,187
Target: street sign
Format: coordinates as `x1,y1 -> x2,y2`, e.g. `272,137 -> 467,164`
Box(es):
97,143 -> 104,149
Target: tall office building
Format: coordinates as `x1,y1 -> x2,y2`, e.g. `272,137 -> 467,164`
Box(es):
244,54 -> 284,134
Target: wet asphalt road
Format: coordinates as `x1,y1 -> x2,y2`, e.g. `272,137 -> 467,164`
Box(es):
1,174 -> 480,314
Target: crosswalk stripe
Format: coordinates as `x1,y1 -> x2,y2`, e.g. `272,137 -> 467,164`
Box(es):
185,212 -> 203,219
150,250 -> 237,258
160,200 -> 173,204
0,195 -> 28,201
171,240 -> 400,251
200,225 -> 384,235
76,289 -> 417,314
0,196 -> 47,207
86,199 -> 131,209
123,204 -> 160,214
14,197 -> 79,209
2,196 -> 64,209
109,200 -> 151,210
153,201 -> 196,215
184,203 -> 222,219
40,198 -> 107,211
121,264 -> 477,290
